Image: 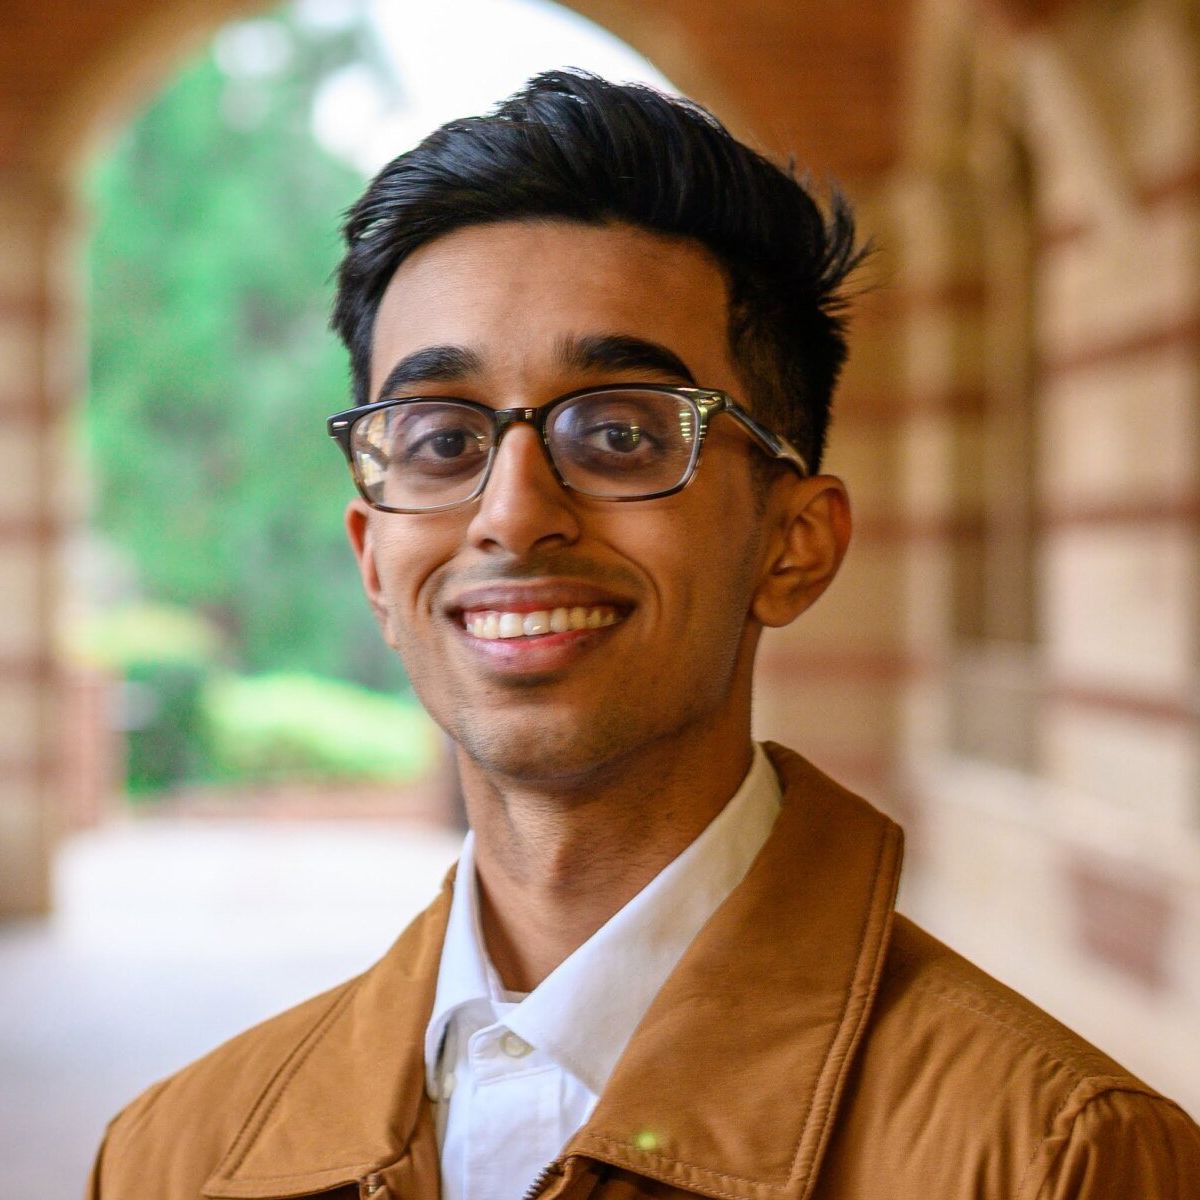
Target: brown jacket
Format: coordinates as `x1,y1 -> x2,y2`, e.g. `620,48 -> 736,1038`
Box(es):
90,747 -> 1200,1200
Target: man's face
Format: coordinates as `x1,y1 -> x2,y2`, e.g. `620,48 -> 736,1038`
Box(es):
347,220 -> 784,787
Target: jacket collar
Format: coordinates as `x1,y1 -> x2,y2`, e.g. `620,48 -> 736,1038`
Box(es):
202,876 -> 452,1199
567,746 -> 903,1200
203,745 -> 902,1200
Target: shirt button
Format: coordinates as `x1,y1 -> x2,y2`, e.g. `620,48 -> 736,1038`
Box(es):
500,1030 -> 533,1058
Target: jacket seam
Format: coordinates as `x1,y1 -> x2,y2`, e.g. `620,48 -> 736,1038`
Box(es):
899,973 -> 1141,1086
213,976 -> 366,1180
900,980 -> 1163,1200
582,1139 -> 786,1197
1012,1077 -> 1091,1200
915,978 -> 1072,1056
1012,1083 -> 1166,1200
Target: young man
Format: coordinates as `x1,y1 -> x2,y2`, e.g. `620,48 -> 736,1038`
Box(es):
90,71 -> 1199,1199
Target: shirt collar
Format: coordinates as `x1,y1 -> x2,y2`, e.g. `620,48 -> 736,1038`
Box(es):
424,743 -> 781,1098
423,830 -> 498,1097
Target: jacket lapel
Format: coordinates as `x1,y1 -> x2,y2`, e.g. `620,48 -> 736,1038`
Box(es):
567,746 -> 903,1200
202,874 -> 454,1199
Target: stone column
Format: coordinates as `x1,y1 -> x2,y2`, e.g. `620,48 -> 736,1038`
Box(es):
0,168 -> 80,917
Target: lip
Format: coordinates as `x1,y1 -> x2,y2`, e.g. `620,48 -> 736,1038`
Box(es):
455,622 -> 619,674
446,580 -> 634,620
445,581 -> 632,676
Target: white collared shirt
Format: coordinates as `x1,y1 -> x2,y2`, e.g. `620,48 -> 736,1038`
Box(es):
423,743 -> 782,1200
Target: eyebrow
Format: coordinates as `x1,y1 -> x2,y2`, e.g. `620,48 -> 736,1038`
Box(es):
555,333 -> 697,384
375,332 -> 698,403
376,345 -> 485,400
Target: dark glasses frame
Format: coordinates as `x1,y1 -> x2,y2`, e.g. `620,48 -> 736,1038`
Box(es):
327,383 -> 810,514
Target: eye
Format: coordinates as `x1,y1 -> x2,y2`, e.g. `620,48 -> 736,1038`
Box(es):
393,407 -> 489,467
353,402 -> 492,488
557,398 -> 669,458
412,427 -> 475,460
592,421 -> 645,454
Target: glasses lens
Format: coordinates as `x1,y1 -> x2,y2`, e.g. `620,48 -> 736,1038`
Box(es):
547,389 -> 699,498
351,400 -> 493,510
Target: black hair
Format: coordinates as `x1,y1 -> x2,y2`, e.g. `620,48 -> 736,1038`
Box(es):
331,69 -> 866,472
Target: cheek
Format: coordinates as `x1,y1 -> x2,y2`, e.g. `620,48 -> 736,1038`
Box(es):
656,539 -> 763,647
371,523 -> 458,631
626,494 -> 763,621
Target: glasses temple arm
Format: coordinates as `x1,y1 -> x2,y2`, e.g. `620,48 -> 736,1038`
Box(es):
723,403 -> 810,477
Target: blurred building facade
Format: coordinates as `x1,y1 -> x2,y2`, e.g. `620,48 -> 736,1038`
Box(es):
0,0 -> 1196,1108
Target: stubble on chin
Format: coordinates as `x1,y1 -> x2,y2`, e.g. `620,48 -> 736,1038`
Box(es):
448,705 -> 643,795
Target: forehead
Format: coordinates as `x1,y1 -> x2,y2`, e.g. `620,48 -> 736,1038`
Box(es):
368,220 -> 738,400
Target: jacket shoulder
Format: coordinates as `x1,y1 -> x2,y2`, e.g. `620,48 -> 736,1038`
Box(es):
91,877 -> 452,1200
93,975 -> 363,1196
816,914 -> 1200,1196
884,916 -> 1137,1082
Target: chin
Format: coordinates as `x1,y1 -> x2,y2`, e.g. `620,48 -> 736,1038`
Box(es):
453,714 -> 644,790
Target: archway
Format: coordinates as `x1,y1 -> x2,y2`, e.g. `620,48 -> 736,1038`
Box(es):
0,0 -> 911,917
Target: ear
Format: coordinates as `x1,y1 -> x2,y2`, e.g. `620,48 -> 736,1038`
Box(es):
345,498 -> 392,633
752,474 -> 852,628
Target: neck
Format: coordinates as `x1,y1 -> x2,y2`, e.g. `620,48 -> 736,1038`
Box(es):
461,728 -> 754,994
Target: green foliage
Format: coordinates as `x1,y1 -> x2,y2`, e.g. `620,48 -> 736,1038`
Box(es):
84,6 -> 402,691
71,602 -> 225,670
203,672 -> 437,783
71,603 -> 435,792
125,660 -> 212,795
67,602 -> 222,795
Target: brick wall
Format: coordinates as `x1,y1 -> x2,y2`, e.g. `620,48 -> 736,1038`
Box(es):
0,170 -> 78,915
890,0 -> 1200,1114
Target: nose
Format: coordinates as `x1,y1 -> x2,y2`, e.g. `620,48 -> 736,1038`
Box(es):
465,423 -> 581,556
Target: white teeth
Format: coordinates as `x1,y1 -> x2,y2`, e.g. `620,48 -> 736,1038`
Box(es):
465,606 -> 619,640
523,611 -> 550,636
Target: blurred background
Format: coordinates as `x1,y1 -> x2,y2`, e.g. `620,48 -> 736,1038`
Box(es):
0,0 -> 1197,1193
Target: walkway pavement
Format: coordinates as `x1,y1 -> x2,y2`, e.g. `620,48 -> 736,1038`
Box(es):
0,816 -> 463,1200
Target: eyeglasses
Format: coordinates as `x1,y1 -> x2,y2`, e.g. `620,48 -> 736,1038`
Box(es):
327,384 -> 809,514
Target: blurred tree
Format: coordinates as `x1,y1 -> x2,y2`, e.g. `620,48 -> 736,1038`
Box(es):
84,4 -> 403,690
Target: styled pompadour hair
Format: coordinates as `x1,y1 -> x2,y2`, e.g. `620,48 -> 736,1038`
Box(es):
332,69 -> 866,471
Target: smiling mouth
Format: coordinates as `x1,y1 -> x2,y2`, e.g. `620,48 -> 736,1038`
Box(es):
463,606 -> 620,640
